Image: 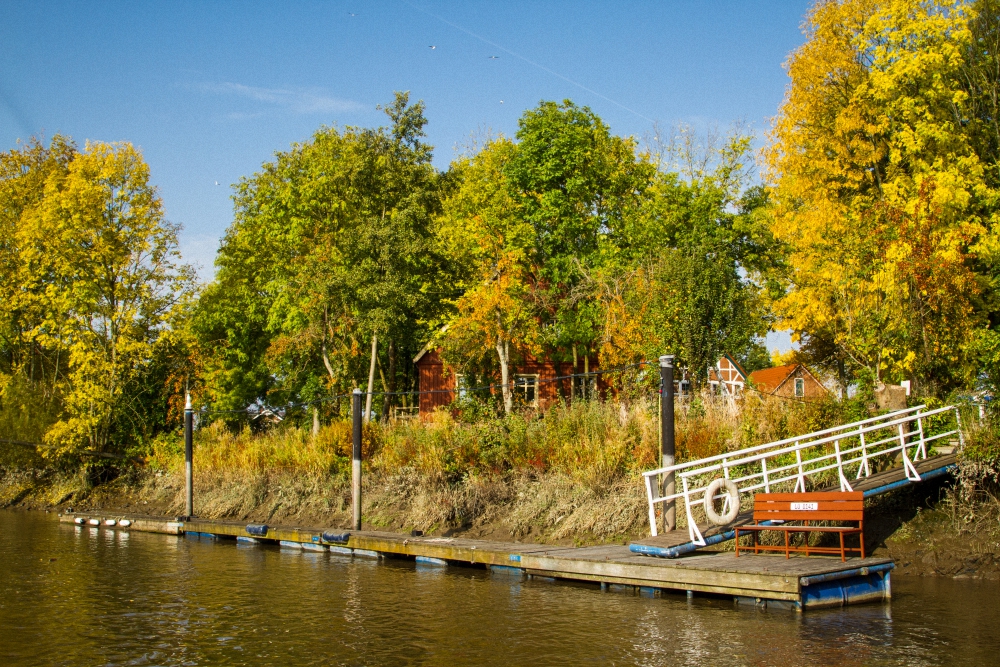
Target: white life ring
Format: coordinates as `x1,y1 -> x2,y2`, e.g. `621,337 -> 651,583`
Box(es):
703,478 -> 740,525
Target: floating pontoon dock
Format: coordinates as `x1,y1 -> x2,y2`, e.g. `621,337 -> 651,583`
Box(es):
60,512 -> 891,611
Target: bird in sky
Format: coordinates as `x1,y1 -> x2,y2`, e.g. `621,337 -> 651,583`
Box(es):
429,45 -> 437,49
214,181 -> 220,186
348,12 -> 356,16
488,56 -> 500,59
500,100 -> 504,104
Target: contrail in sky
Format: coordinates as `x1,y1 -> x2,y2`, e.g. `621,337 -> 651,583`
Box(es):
0,83 -> 36,140
401,1 -> 655,124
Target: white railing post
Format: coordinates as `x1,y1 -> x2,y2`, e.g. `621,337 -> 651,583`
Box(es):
761,457 -> 770,493
955,407 -> 965,450
857,429 -> 870,479
682,477 -> 706,546
644,474 -> 658,537
795,444 -> 806,492
915,415 -> 927,460
898,423 -> 921,481
834,439 -> 853,491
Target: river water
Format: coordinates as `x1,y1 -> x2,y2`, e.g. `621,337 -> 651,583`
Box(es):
1,510 -> 997,666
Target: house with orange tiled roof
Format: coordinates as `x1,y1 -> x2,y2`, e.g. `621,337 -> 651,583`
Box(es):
748,363 -> 828,400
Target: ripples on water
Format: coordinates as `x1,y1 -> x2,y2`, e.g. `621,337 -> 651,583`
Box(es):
0,510 -> 997,666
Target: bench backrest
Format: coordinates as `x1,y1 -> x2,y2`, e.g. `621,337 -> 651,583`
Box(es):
753,492 -> 864,523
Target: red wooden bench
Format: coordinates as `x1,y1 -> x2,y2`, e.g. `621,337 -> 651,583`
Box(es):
734,491 -> 865,562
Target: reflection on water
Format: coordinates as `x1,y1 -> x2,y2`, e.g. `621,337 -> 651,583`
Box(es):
0,510 -> 997,666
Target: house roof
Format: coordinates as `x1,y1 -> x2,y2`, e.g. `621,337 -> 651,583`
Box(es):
721,353 -> 748,379
413,324 -> 449,364
412,342 -> 434,364
748,364 -> 799,393
748,363 -> 828,396
708,353 -> 748,383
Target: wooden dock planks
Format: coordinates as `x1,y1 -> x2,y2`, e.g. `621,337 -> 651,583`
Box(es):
59,511 -> 892,609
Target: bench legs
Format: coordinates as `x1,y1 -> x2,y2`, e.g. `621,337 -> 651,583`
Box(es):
732,527 -> 864,561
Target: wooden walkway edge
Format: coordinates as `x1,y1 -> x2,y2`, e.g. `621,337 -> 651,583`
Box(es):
59,511 -> 892,611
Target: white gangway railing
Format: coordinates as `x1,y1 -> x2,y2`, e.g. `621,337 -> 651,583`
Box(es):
642,405 -> 963,545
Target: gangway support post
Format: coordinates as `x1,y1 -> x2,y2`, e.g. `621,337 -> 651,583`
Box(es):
352,388 -> 363,530
660,355 -> 676,532
184,393 -> 194,519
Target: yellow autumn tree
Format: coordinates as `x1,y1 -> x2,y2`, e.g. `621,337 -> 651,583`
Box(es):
436,138 -> 540,413
766,0 -> 995,392
17,141 -> 194,457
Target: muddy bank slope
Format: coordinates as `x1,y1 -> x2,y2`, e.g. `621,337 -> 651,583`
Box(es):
3,467 -> 998,577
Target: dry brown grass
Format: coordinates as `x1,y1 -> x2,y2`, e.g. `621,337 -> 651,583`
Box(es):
3,392 -> 880,544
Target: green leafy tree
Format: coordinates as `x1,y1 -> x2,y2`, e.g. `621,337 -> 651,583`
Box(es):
506,100 -> 655,371
199,92 -> 444,418
598,134 -> 775,384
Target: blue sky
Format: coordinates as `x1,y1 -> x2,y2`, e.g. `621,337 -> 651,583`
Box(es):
1,1 -> 812,346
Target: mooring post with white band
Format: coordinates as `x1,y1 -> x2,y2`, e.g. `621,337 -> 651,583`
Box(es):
660,355 -> 676,532
352,388 -> 363,531
184,393 -> 194,519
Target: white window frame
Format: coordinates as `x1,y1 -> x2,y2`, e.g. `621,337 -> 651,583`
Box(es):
573,372 -> 598,400
794,377 -> 805,398
456,373 -> 469,400
514,374 -> 540,408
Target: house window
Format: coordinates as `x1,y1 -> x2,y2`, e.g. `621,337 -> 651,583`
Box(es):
514,374 -> 539,407
456,374 -> 470,400
572,373 -> 597,400
794,377 -> 805,398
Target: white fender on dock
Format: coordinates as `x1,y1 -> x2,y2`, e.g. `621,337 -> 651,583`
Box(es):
88,518 -> 100,526
74,517 -> 85,525
118,519 -> 132,527
104,519 -> 116,526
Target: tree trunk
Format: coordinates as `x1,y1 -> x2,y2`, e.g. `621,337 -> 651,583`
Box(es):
365,335 -> 378,422
497,337 -> 512,414
312,406 -> 320,439
385,340 -> 397,419
321,342 -> 336,380
572,344 -> 578,399
377,347 -> 391,420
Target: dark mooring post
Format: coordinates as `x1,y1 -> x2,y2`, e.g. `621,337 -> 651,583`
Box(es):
352,388 -> 363,531
660,355 -> 676,532
184,393 -> 194,519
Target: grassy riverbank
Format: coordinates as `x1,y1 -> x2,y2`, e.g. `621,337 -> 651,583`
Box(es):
3,396 -> 998,564
0,395 -> 844,543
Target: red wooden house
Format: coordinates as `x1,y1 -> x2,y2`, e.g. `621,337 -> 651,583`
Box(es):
413,345 -> 606,417
748,363 -> 828,401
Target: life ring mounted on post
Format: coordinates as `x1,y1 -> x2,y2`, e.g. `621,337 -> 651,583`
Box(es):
703,478 -> 740,525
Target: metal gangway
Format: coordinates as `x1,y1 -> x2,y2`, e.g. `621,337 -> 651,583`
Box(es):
642,405 -> 964,546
